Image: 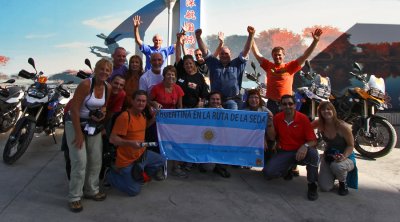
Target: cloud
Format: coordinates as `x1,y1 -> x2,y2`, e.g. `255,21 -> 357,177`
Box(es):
25,33 -> 56,39
54,42 -> 91,49
82,12 -> 130,31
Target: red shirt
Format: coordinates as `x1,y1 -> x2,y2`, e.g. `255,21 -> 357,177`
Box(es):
273,111 -> 316,151
150,83 -> 184,109
107,90 -> 126,113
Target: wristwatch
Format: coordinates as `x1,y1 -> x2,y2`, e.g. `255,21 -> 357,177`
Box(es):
304,143 -> 310,148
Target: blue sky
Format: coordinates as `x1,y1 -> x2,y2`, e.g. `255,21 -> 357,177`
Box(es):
1,0 -> 400,75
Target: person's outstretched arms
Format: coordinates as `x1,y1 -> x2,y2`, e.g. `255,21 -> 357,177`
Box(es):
296,28 -> 323,65
175,32 -> 185,62
195,29 -> 209,56
212,32 -> 224,57
242,26 -> 255,58
133,15 -> 143,48
251,40 -> 264,64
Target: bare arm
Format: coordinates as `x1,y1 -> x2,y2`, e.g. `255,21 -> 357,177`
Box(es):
70,79 -> 90,149
195,29 -> 209,55
242,26 -> 255,58
175,32 -> 185,62
212,32 -> 224,57
133,15 -> 143,47
340,123 -> 355,158
296,28 -> 323,65
251,41 -> 264,64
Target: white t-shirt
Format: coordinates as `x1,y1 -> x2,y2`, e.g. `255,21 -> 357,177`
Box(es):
139,69 -> 164,93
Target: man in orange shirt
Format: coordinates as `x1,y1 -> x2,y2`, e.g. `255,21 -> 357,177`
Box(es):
251,29 -> 323,114
106,90 -> 165,196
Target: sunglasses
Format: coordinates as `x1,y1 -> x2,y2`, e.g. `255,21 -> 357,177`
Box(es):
195,54 -> 202,56
281,102 -> 294,106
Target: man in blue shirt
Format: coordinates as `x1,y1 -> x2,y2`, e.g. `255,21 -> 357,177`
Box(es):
133,15 -> 175,71
195,26 -> 255,110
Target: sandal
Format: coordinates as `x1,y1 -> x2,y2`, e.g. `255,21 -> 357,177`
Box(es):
69,200 -> 83,213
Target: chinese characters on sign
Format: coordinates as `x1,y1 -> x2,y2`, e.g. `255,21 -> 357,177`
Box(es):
180,0 -> 201,56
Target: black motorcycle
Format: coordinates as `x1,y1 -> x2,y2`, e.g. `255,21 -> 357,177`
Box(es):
3,58 -> 73,164
0,79 -> 24,133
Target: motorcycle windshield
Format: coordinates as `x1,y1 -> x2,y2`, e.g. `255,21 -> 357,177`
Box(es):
368,75 -> 385,92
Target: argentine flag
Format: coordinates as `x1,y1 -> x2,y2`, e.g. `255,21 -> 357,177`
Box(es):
156,108 -> 268,167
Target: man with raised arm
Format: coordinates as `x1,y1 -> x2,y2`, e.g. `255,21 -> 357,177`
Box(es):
133,15 -> 175,71
195,26 -> 255,110
252,28 -> 323,114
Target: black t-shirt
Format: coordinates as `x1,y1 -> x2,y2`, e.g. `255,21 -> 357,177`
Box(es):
175,59 -> 208,108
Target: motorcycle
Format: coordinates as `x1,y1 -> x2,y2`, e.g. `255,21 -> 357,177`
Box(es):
243,61 -> 268,105
0,79 -> 24,133
332,62 -> 397,158
3,58 -> 74,165
295,60 -> 331,121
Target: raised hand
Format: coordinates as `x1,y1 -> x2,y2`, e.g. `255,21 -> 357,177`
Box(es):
247,26 -> 255,35
217,32 -> 224,43
312,28 -> 323,41
133,15 -> 142,28
195,29 -> 202,38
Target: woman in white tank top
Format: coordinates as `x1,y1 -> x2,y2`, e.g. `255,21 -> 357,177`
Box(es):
65,58 -> 112,212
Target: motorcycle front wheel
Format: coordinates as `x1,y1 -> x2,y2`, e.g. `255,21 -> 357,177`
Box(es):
3,118 -> 36,165
353,117 -> 397,158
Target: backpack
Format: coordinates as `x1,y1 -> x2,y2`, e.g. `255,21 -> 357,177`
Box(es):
102,110 -> 130,168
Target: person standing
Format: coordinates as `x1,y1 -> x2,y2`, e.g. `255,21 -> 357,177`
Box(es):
108,47 -> 128,81
265,95 -> 319,201
195,26 -> 255,110
251,29 -> 323,114
139,52 -> 164,93
133,15 -> 174,71
65,58 -> 112,212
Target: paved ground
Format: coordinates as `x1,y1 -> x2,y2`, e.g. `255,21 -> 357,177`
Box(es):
0,129 -> 399,222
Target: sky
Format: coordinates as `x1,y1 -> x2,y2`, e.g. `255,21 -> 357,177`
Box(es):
1,0 -> 400,75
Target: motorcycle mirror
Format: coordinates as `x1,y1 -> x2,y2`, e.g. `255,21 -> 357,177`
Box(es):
84,58 -> 93,71
28,58 -> 37,73
251,61 -> 256,72
4,79 -> 15,84
353,62 -> 362,72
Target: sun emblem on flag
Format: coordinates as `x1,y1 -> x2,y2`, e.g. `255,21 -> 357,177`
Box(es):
202,128 -> 215,142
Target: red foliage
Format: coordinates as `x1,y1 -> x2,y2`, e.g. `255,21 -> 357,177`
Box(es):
0,55 -> 10,66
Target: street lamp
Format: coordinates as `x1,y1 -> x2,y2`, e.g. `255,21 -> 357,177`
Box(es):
164,0 -> 177,65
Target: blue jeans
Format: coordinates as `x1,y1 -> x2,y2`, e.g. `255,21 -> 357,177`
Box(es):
223,98 -> 242,110
263,148 -> 319,183
107,150 -> 166,196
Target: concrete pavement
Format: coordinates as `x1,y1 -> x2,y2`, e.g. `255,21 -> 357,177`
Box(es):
0,129 -> 399,222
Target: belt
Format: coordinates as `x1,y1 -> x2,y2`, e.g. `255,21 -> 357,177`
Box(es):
225,95 -> 241,100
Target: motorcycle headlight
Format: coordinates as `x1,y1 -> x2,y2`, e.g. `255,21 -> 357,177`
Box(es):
27,88 -> 37,97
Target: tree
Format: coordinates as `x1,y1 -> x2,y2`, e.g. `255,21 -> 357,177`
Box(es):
302,25 -> 343,54
255,28 -> 306,61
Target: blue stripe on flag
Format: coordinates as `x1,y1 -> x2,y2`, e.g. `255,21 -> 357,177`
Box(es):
159,141 -> 264,167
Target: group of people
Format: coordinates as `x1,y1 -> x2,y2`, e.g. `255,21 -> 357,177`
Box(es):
64,16 -> 358,213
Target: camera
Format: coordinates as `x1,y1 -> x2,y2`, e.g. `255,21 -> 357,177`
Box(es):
89,109 -> 104,119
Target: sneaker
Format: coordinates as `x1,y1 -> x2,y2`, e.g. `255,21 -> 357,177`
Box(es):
155,168 -> 165,181
338,181 -> 349,196
171,166 -> 188,178
85,192 -> 107,201
307,182 -> 318,201
69,200 -> 83,213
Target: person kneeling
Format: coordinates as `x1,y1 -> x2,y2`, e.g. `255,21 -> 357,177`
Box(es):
106,90 -> 166,196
